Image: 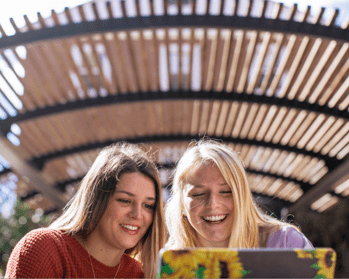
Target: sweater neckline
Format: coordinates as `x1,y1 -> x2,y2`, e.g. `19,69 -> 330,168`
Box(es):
63,230 -> 124,271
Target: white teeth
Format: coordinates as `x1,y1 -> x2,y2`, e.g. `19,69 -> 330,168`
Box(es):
121,224 -> 138,231
202,214 -> 227,222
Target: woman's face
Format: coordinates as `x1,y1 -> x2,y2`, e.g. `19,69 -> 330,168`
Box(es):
94,172 -> 156,251
183,163 -> 234,247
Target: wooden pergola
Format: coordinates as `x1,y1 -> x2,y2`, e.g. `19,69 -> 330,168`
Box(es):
0,0 -> 348,221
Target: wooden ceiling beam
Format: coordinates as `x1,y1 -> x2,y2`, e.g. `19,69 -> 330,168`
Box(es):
0,134 -> 66,209
288,156 -> 349,213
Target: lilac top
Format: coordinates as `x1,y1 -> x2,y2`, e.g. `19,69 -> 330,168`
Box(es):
266,226 -> 314,249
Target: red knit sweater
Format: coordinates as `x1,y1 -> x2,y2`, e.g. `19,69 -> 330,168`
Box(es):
5,228 -> 144,278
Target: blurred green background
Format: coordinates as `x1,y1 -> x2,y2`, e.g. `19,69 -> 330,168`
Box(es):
0,199 -> 51,277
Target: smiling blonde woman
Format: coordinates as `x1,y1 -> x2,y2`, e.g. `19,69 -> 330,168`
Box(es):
165,139 -> 313,250
6,143 -> 165,278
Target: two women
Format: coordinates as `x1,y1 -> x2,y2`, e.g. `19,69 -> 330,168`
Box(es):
6,139 -> 313,278
6,143 -> 166,278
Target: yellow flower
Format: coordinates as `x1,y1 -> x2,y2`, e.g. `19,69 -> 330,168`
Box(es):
203,250 -> 244,278
162,249 -> 207,275
294,249 -> 314,259
314,249 -> 336,278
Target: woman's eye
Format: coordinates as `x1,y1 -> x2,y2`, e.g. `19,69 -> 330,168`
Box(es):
144,204 -> 155,210
221,191 -> 232,195
117,199 -> 131,204
191,193 -> 205,197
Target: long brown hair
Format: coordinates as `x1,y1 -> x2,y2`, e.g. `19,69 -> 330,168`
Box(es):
50,142 -> 165,278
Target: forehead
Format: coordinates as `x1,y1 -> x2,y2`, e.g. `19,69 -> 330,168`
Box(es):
116,172 -> 156,198
185,163 -> 228,187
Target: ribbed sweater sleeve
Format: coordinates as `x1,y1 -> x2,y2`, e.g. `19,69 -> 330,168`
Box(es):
5,229 -> 65,278
5,228 -> 144,278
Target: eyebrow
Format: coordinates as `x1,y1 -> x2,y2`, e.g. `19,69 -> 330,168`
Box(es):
189,183 -> 229,188
115,190 -> 156,201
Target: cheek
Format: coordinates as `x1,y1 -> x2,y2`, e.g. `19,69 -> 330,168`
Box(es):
144,211 -> 154,227
184,197 -> 203,215
223,198 -> 234,211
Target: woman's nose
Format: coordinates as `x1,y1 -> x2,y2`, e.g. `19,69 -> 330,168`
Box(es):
130,203 -> 142,219
206,193 -> 220,209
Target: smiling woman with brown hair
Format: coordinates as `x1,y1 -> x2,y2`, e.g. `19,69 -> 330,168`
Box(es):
6,142 -> 166,278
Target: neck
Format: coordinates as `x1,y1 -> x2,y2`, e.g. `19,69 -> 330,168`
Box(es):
75,234 -> 124,267
198,237 -> 230,248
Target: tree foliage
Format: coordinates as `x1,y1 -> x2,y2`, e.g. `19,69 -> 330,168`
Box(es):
0,199 -> 51,276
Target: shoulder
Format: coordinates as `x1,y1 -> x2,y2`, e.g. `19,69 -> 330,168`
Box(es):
119,254 -> 144,278
9,228 -> 71,260
5,228 -> 67,277
15,228 -> 63,248
267,225 -> 314,249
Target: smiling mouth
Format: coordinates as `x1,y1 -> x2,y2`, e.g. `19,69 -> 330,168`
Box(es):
120,224 -> 139,231
201,214 -> 227,224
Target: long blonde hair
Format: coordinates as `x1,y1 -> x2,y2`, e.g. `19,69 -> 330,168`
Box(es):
165,139 -> 290,249
50,142 -> 165,278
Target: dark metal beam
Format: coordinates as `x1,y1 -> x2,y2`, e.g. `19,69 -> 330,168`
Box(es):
1,91 -> 347,135
288,156 -> 349,213
20,190 -> 39,201
54,163 -> 310,194
29,134 -> 340,173
0,168 -> 11,177
0,15 -> 348,49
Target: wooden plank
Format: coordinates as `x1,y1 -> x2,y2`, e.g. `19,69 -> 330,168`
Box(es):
143,29 -> 159,91
225,30 -> 243,92
308,43 -> 349,104
288,39 -> 330,100
322,122 -> 349,156
24,15 -> 72,102
130,30 -> 149,92
289,157 -> 349,213
207,100 -> 221,136
246,31 -> 272,94
297,114 -> 326,149
181,28 -> 192,91
223,101 -> 239,136
0,51 -> 37,109
280,110 -> 308,146
271,108 -> 297,144
248,104 -> 268,140
190,100 -> 201,135
288,111 -> 317,147
232,102 -> 249,138
213,29 -> 232,92
203,28 -> 218,91
198,100 -> 212,135
117,31 -> 139,93
255,105 -> 277,141
239,103 -> 259,139
13,48 -> 55,106
181,100 -> 193,135
318,57 -> 349,106
168,28 -> 180,91
214,101 -> 231,137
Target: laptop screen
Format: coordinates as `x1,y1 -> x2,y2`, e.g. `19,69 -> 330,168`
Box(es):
157,248 -> 336,278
